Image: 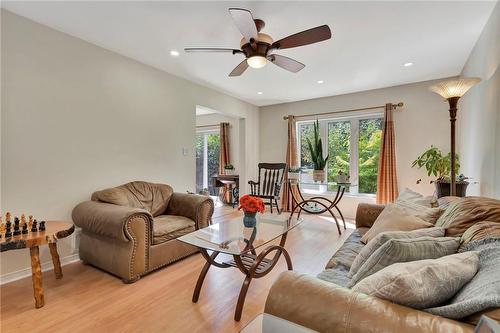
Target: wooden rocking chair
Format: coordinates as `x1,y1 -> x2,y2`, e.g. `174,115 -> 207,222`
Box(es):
248,163 -> 286,214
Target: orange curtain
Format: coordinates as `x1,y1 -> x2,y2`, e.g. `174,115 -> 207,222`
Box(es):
281,116 -> 299,212
219,122 -> 231,203
376,103 -> 399,204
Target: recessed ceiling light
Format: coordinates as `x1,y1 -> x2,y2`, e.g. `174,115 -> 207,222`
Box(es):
403,62 -> 413,67
257,92 -> 263,95
317,80 -> 324,84
170,50 -> 180,57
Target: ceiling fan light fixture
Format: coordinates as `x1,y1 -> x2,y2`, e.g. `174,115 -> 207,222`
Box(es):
247,56 -> 267,69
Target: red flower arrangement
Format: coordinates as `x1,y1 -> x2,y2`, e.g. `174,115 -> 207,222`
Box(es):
238,195 -> 265,214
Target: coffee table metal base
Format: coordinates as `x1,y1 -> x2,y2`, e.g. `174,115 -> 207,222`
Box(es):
192,233 -> 293,321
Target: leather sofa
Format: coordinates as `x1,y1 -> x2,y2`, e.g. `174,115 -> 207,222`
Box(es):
72,181 -> 213,283
264,197 -> 500,333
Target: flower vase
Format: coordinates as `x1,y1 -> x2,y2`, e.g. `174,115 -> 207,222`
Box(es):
243,211 -> 257,228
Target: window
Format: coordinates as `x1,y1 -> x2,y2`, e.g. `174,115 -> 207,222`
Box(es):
297,114 -> 383,195
196,130 -> 220,194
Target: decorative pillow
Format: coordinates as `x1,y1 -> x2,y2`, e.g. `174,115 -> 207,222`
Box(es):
395,200 -> 444,224
352,251 -> 479,309
348,236 -> 460,287
459,221 -> 500,252
397,188 -> 437,207
425,238 -> 500,319
435,197 -> 500,237
349,227 -> 445,278
360,204 -> 434,244
92,181 -> 173,217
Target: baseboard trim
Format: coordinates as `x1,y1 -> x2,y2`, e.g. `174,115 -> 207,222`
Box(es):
0,253 -> 81,285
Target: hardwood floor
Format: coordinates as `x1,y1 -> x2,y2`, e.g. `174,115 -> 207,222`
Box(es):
1,206 -> 354,333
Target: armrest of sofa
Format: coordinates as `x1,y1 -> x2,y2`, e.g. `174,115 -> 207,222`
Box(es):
355,203 -> 385,228
165,193 -> 214,229
72,201 -> 153,242
265,272 -> 474,333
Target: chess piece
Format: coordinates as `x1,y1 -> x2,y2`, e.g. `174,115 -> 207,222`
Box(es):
29,215 -> 34,229
5,215 -> 12,238
39,221 -> 46,231
21,214 -> 26,227
13,217 -> 21,236
22,222 -> 28,234
31,219 -> 38,232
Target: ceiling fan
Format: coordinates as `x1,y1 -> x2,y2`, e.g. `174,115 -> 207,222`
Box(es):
184,8 -> 332,77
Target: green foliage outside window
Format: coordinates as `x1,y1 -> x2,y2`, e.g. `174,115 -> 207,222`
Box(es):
358,119 -> 382,194
299,117 -> 382,194
195,133 -> 220,194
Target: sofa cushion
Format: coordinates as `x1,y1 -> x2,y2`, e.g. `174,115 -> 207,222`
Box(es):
397,188 -> 437,207
352,251 -> 479,309
92,181 -> 173,217
360,204 -> 434,244
395,200 -> 444,224
325,230 -> 365,270
435,196 -> 500,237
459,221 -> 500,251
349,227 -> 445,278
153,215 -> 195,245
425,238 -> 500,319
348,237 -> 460,287
317,264 -> 351,288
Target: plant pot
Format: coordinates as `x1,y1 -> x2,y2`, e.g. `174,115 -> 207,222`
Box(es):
224,169 -> 235,175
243,211 -> 257,228
312,169 -> 325,183
288,172 -> 300,184
435,180 -> 469,198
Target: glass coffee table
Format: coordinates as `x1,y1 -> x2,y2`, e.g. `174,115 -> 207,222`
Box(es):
239,314 -> 318,333
178,214 -> 303,321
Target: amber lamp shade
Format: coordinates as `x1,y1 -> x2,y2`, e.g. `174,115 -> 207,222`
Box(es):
428,77 -> 481,196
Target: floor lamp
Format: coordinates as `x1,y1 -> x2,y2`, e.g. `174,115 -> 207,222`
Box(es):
429,77 -> 480,196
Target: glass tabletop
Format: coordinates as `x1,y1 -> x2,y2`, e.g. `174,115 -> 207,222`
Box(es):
177,214 -> 303,256
239,314 -> 318,333
294,181 -> 352,186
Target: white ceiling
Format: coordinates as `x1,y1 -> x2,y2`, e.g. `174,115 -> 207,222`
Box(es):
2,1 -> 496,106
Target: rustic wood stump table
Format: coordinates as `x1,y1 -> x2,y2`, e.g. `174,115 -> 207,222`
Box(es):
0,221 -> 74,308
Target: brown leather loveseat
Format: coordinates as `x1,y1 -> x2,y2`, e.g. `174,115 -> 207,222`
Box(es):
72,181 -> 213,283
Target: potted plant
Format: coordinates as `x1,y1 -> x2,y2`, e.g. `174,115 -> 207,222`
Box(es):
412,145 -> 468,197
288,166 -> 302,184
238,195 -> 265,227
224,164 -> 235,175
306,120 -> 329,183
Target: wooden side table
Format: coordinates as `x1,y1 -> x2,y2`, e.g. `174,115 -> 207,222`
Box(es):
0,221 -> 74,308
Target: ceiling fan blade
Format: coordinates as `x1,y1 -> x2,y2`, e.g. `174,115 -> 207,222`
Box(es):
272,25 -> 331,50
228,8 -> 258,44
229,59 -> 249,77
268,54 -> 305,73
184,48 -> 242,54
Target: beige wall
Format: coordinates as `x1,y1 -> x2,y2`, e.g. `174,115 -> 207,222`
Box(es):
260,78 -> 460,218
0,11 -> 258,280
459,2 -> 499,198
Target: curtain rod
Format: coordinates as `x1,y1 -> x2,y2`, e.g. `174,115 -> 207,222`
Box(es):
282,102 -> 404,120
196,124 -> 220,128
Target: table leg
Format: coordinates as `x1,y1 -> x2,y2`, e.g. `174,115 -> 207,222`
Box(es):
235,275 -> 252,321
48,242 -> 63,279
193,250 -> 228,303
30,246 -> 45,308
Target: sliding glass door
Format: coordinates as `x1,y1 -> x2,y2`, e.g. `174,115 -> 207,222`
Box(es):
195,130 -> 220,194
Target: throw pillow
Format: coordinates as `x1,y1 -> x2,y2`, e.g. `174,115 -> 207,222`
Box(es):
459,221 -> 500,252
360,204 -> 434,244
349,227 -> 445,278
348,236 -> 460,287
435,197 -> 500,237
395,200 -> 443,224
352,251 -> 479,309
397,188 -> 437,207
425,238 -> 500,319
